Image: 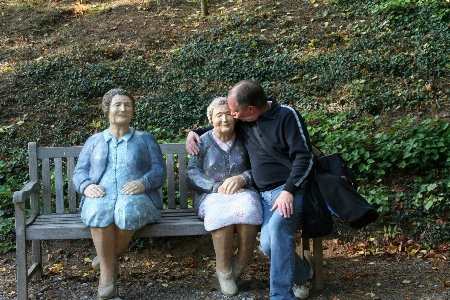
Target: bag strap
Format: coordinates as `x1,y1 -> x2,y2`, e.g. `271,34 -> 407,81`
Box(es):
312,144 -> 324,158
251,124 -> 293,169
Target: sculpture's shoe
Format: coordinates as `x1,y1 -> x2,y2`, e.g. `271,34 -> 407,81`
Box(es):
216,268 -> 238,296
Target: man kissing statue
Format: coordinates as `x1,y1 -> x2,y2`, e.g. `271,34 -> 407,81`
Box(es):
187,80 -> 314,299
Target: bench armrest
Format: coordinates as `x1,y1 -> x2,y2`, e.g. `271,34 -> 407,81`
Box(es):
13,181 -> 39,204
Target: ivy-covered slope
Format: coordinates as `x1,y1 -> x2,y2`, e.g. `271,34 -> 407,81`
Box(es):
0,0 -> 449,252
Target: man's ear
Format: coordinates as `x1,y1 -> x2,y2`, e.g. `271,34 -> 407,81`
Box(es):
248,106 -> 256,112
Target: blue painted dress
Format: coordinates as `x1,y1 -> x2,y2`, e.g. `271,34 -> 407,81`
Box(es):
186,131 -> 263,231
73,128 -> 166,230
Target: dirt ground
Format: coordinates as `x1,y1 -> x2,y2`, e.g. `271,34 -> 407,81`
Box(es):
0,0 -> 306,84
1,227 -> 450,300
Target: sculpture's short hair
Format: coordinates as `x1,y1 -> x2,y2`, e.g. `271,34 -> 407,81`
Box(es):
206,97 -> 228,124
231,79 -> 267,109
101,88 -> 135,118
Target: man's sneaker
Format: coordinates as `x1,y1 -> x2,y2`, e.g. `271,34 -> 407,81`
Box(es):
293,282 -> 310,299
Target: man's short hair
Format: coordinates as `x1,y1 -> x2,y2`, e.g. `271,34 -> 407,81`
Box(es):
232,80 -> 268,109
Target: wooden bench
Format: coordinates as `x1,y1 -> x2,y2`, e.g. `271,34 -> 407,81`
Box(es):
13,142 -> 324,300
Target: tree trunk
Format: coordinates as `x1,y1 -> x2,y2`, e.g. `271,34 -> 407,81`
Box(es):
201,0 -> 208,17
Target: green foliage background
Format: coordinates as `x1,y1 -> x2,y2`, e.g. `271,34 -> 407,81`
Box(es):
0,0 -> 449,252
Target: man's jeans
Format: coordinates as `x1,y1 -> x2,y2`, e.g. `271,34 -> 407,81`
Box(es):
259,184 -> 310,300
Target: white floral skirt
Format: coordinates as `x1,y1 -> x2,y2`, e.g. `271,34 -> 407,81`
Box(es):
198,189 -> 263,231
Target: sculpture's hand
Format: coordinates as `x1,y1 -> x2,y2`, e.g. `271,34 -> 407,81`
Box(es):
84,184 -> 106,198
218,175 -> 245,194
121,180 -> 145,195
186,131 -> 201,155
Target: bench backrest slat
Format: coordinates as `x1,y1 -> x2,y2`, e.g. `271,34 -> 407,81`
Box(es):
42,158 -> 52,214
67,157 -> 77,213
165,153 -> 176,209
28,142 -> 40,214
36,146 -> 83,214
37,146 -> 83,158
159,143 -> 189,210
28,142 -> 191,214
178,154 -> 188,209
54,158 -> 64,213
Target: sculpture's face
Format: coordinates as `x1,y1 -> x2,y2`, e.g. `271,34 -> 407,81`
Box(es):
212,104 -> 236,135
109,95 -> 133,127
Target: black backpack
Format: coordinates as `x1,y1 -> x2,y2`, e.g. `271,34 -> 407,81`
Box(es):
313,146 -> 358,190
312,145 -> 378,229
301,177 -> 334,238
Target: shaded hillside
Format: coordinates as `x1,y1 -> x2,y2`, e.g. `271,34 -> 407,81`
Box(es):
0,0 -> 449,252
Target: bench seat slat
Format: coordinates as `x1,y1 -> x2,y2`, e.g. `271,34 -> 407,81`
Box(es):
25,212 -> 208,240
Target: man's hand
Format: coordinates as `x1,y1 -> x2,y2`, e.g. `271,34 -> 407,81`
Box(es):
218,175 -> 245,194
270,190 -> 295,218
121,180 -> 145,195
186,131 -> 201,155
84,184 -> 106,198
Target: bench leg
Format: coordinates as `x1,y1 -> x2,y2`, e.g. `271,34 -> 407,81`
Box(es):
301,237 -> 310,259
32,240 -> 43,280
15,203 -> 29,300
312,237 -> 324,291
301,237 -> 324,291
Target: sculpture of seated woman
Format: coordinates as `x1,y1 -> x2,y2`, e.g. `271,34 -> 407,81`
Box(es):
73,88 -> 166,299
186,97 -> 263,296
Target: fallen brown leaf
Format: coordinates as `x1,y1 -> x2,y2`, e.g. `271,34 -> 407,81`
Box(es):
432,260 -> 443,270
144,261 -> 157,267
358,243 -> 368,249
48,263 -> 63,274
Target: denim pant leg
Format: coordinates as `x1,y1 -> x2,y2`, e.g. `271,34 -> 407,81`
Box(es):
259,184 -> 310,300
